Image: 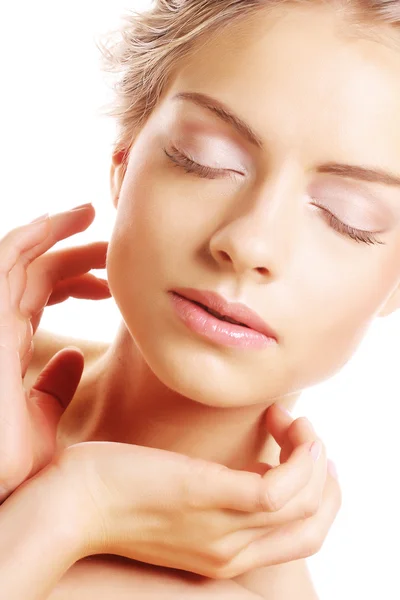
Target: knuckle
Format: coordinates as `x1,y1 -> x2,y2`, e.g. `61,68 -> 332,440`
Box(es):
0,229 -> 14,248
301,497 -> 321,519
0,258 -> 16,281
259,479 -> 282,513
299,527 -> 323,557
180,461 -> 206,509
0,453 -> 32,493
182,459 -> 227,509
1,228 -> 22,251
203,565 -> 224,580
301,505 -> 316,520
212,562 -> 237,580
210,542 -> 234,568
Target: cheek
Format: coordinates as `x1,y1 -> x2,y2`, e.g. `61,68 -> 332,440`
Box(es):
114,169 -> 223,281
288,253 -> 397,388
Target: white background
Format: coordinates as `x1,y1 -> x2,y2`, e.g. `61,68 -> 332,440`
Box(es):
0,2 -> 398,598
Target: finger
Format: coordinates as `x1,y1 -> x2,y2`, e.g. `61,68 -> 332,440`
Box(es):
0,222 -> 51,480
30,346 -> 85,411
225,469 -> 342,577
0,218 -> 51,278
21,337 -> 35,379
287,415 -> 318,447
238,460 -> 325,529
265,403 -> 294,449
0,344 -> 32,487
41,240 -> 109,278
8,206 -> 95,313
287,416 -> 328,499
0,220 -> 51,314
45,274 -> 111,305
208,441 -> 316,513
30,308 -> 44,337
28,347 -> 85,472
257,440 -> 320,513
17,205 -> 96,282
264,407 -> 327,520
20,241 -> 108,316
239,437 -> 326,529
267,406 -> 324,467
264,403 -> 296,464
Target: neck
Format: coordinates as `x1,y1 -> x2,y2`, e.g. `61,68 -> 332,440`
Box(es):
58,322 -> 301,470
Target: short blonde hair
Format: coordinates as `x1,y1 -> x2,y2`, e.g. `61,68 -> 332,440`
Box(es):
96,0 -> 400,166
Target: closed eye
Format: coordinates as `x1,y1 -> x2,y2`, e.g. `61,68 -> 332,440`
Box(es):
164,146 -> 242,180
313,205 -> 385,246
164,146 -> 386,246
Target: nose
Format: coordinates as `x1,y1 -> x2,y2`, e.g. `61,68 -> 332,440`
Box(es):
208,176 -> 301,280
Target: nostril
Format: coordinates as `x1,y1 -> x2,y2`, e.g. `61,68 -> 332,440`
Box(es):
219,251 -> 231,262
256,266 -> 268,275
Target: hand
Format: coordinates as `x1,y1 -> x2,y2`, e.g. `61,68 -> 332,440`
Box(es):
0,204 -> 110,502
54,404 -> 341,579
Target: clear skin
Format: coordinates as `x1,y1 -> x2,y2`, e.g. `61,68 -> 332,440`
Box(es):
60,4 -> 400,464
0,202 -> 336,597
2,2 -> 400,597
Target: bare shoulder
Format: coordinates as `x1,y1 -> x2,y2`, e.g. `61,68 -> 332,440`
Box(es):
50,555 -> 317,600
234,560 -> 319,599
49,556 -> 265,599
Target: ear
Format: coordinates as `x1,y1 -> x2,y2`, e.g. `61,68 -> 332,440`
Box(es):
110,149 -> 128,209
377,285 -> 400,318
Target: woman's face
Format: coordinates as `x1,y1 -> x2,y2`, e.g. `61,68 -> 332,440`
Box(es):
106,3 -> 400,407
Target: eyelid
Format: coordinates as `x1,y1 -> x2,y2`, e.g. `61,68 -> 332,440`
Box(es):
308,176 -> 395,227
310,177 -> 392,213
172,134 -> 248,173
167,145 -> 244,178
316,205 -> 384,245
310,193 -> 388,234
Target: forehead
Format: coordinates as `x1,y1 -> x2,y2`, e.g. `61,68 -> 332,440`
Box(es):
169,3 -> 400,173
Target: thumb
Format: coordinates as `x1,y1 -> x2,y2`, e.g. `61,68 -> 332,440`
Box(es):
27,347 -> 85,477
32,346 -> 85,411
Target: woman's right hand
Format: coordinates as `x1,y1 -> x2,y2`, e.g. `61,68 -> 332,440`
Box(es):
0,204 -> 110,502
54,405 -> 341,580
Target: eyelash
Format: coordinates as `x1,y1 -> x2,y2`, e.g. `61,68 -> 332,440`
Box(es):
164,146 -> 385,246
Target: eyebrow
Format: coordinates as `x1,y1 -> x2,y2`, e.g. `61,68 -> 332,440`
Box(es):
316,163 -> 400,188
173,91 -> 264,150
173,91 -> 400,188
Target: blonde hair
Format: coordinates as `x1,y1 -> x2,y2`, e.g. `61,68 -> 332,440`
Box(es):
95,0 -> 400,166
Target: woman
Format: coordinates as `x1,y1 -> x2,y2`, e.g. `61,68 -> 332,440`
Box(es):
1,206 -> 334,599
3,0 -> 399,596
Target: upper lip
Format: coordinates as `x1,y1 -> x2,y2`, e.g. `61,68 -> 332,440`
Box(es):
171,287 -> 278,340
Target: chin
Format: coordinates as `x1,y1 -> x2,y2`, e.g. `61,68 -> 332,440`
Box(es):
139,337 -> 283,408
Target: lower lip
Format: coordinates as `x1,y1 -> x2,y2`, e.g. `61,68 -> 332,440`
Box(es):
169,292 -> 277,349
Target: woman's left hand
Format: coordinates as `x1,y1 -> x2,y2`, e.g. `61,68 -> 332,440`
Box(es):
51,403 -> 341,580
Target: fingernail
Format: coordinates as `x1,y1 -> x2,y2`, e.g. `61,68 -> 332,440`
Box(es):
276,403 -> 292,418
29,212 -> 49,224
327,459 -> 339,480
70,202 -> 93,211
309,440 -> 322,462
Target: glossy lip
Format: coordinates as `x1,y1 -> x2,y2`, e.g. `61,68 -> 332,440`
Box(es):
170,287 -> 278,340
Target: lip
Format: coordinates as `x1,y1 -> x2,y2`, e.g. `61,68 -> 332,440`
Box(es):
170,287 -> 278,341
